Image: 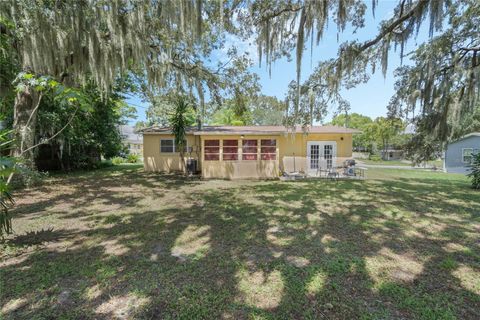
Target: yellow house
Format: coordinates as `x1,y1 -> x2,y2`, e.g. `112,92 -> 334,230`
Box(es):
142,125 -> 360,179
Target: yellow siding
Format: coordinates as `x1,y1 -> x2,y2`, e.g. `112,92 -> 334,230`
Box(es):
279,132 -> 352,172
143,134 -> 200,172
143,132 -> 353,178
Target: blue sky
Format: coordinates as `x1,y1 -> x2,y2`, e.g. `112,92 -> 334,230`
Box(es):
127,0 -> 428,125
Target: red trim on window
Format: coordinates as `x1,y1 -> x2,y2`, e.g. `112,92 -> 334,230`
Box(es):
205,146 -> 220,154
260,139 -> 276,160
205,154 -> 220,161
204,140 -> 220,161
242,146 -> 257,154
242,154 -> 258,160
243,139 -> 257,146
223,154 -> 238,160
223,140 -> 238,146
261,146 -> 276,154
223,147 -> 237,154
205,140 -> 220,146
242,140 -> 258,161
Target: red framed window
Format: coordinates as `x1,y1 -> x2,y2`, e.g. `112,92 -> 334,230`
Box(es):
242,139 -> 258,160
223,139 -> 238,160
261,139 -> 276,160
204,140 -> 220,161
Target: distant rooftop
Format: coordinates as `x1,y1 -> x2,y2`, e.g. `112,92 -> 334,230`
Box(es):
451,132 -> 480,143
141,125 -> 361,135
119,125 -> 142,143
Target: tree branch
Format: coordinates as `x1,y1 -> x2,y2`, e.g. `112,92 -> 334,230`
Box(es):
6,105 -> 80,185
460,46 -> 480,52
21,105 -> 80,156
359,0 -> 429,52
258,4 -> 304,23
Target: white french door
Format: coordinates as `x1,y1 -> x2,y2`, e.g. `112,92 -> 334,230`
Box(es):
307,141 -> 337,171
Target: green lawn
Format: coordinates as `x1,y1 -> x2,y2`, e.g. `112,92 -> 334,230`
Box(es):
1,165 -> 479,319
358,159 -> 444,167
358,159 -> 413,166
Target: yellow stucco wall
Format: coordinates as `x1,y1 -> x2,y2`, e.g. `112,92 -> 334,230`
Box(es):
143,132 -> 353,178
279,132 -> 352,172
143,134 -> 200,172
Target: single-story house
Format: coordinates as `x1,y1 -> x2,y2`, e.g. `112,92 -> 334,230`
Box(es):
142,125 -> 359,179
444,132 -> 480,174
120,125 -> 143,156
380,149 -> 404,161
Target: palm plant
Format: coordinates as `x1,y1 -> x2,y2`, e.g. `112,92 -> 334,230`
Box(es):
0,128 -> 15,237
170,95 -> 195,172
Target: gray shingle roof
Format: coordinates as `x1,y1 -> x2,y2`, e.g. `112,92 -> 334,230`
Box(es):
141,125 -> 360,135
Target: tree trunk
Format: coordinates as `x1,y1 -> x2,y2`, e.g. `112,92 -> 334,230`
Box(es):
11,86 -> 39,168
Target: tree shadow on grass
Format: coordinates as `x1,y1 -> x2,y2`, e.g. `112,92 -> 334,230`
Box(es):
1,171 -> 479,319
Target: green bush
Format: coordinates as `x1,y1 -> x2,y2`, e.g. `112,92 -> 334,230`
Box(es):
468,152 -> 480,189
369,154 -> 382,161
127,154 -> 139,163
111,157 -> 125,165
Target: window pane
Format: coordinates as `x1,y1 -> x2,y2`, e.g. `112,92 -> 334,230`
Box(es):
161,139 -> 174,146
463,149 -> 473,156
223,147 -> 238,154
205,147 -> 220,154
261,139 -> 276,146
243,139 -> 257,146
243,154 -> 257,160
205,139 -> 220,161
161,146 -> 174,153
223,154 -> 238,161
242,147 -> 256,154
205,140 -> 220,146
205,154 -> 219,161
261,146 -> 276,154
223,140 -> 238,146
160,139 -> 174,153
261,154 -> 276,160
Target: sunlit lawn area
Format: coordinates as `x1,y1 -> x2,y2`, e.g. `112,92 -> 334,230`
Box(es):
1,165 -> 479,319
359,159 -> 444,168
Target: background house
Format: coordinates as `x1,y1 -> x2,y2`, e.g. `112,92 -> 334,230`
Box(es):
444,133 -> 480,174
380,148 -> 404,160
120,125 -> 143,156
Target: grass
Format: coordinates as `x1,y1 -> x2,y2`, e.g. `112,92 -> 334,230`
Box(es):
1,164 -> 479,319
358,159 -> 444,168
359,159 -> 413,166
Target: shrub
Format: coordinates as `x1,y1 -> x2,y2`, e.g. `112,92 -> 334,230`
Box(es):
369,154 -> 382,161
468,152 -> 480,189
10,164 -> 48,189
111,157 -> 125,165
127,154 -> 139,163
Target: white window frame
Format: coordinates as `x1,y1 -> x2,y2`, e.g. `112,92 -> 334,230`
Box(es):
307,141 -> 337,171
160,139 -> 187,153
462,148 -> 473,163
462,148 -> 475,163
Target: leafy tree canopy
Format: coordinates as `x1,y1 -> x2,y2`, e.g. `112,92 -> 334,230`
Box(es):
330,113 -> 373,151
1,0 -> 478,154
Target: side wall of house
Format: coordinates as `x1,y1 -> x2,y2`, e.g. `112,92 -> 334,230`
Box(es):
279,132 -> 353,172
143,134 -> 200,172
143,131 -> 353,178
200,132 -> 353,179
445,136 -> 480,174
